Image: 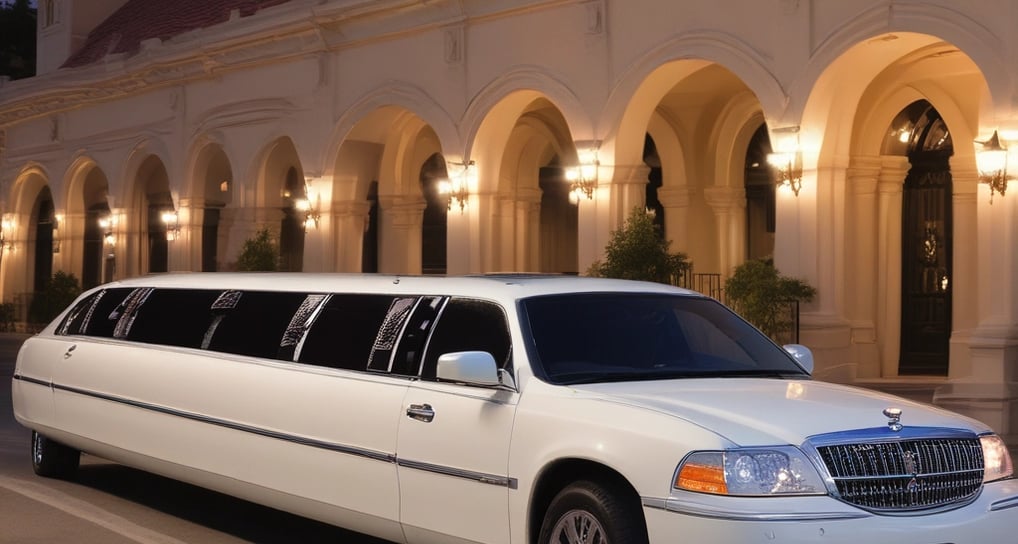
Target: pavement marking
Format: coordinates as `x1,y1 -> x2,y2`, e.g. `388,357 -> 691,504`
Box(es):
0,475 -> 193,544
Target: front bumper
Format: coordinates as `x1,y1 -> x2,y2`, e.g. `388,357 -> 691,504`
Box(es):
643,478 -> 1018,543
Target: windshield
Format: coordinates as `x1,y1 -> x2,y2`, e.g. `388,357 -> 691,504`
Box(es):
522,293 -> 808,385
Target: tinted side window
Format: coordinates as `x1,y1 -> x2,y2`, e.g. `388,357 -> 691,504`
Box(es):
56,287 -> 135,338
421,298 -> 511,380
366,297 -> 417,372
205,291 -> 309,359
125,289 -> 223,348
297,294 -> 397,371
57,291 -> 105,336
392,296 -> 445,376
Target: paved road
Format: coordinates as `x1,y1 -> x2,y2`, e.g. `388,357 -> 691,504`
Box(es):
0,334 -> 389,544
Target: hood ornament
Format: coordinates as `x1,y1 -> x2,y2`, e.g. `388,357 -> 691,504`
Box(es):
883,407 -> 903,432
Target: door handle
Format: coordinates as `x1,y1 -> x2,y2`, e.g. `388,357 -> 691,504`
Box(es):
63,345 -> 77,359
406,403 -> 435,423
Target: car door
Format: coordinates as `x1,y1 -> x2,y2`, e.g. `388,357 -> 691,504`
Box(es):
394,297 -> 519,544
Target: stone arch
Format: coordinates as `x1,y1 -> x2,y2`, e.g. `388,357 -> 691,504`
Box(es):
793,27 -> 991,384
187,136 -> 235,271
328,81 -> 460,175
789,5 -> 1012,125
601,31 -> 785,169
471,91 -> 579,273
330,105 -> 446,274
3,165 -> 52,307
62,155 -> 112,289
463,65 -> 594,156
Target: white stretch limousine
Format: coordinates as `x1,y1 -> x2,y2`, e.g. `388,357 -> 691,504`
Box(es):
11,273 -> 1018,543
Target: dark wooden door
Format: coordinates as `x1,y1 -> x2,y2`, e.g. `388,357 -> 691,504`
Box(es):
900,157 -> 952,375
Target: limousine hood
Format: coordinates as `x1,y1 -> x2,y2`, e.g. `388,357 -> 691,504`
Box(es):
572,379 -> 988,446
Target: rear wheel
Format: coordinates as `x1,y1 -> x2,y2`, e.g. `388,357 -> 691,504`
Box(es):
31,430 -> 80,479
538,480 -> 647,544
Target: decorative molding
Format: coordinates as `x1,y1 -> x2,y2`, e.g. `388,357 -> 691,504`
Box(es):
444,24 -> 464,64
584,0 -> 605,34
49,116 -> 60,142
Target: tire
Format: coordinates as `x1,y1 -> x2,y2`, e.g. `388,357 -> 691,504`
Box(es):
538,480 -> 647,544
31,430 -> 80,479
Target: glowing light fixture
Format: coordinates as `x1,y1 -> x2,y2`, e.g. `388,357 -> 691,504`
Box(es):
767,150 -> 803,196
566,147 -> 599,203
975,130 -> 1012,203
161,210 -> 180,241
439,160 -> 476,213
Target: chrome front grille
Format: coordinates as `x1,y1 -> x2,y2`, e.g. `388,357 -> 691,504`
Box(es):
816,438 -> 984,511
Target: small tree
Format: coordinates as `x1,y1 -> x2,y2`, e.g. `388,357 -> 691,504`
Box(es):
235,228 -> 278,271
587,207 -> 691,284
724,258 -> 815,341
28,271 -> 81,325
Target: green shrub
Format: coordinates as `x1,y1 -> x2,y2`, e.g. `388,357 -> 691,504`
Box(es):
724,259 -> 815,340
587,207 -> 691,284
28,271 -> 82,325
236,228 -> 279,271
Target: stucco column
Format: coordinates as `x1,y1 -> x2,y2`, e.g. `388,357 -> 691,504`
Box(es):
517,190 -> 541,272
329,200 -> 370,272
846,156 -> 881,379
657,186 -> 695,254
379,196 -> 425,274
611,165 -> 650,220
934,173 -> 1018,447
876,157 -> 908,378
948,167 -> 978,380
703,186 -> 746,277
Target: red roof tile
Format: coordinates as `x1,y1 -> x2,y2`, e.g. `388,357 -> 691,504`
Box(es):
62,0 -> 292,68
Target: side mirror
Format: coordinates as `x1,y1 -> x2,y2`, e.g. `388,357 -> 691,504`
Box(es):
436,351 -> 501,386
783,344 -> 814,375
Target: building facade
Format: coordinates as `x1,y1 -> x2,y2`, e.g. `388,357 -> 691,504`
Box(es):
2,0 -> 1018,445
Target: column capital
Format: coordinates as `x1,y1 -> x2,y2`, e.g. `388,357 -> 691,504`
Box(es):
657,186 -> 696,208
703,186 -> 746,210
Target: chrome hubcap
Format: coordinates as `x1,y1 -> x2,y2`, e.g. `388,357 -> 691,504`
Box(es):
550,509 -> 606,544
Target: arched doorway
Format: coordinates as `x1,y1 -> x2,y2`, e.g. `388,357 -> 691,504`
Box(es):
897,100 -> 952,375
539,161 -> 578,274
32,187 -> 55,292
420,154 -> 448,275
744,124 -> 775,261
279,167 -> 306,272
81,167 -> 111,289
644,134 -> 665,236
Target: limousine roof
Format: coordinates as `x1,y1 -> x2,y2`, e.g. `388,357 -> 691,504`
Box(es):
93,273 -> 700,303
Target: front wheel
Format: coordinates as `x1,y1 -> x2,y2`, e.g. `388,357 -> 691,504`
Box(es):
31,430 -> 80,479
538,480 -> 647,544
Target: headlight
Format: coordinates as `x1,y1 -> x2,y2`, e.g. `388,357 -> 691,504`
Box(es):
675,447 -> 826,496
980,434 -> 1014,483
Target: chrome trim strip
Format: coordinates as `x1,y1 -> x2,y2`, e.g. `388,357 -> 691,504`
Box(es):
397,458 -> 518,489
990,495 -> 1018,512
41,379 -> 518,489
12,374 -> 50,388
49,382 -> 395,464
641,497 -> 871,522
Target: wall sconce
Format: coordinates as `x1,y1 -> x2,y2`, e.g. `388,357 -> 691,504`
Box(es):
295,195 -> 321,230
566,147 -> 599,202
975,130 -> 1012,203
0,214 -> 14,252
98,214 -> 116,247
767,150 -> 803,196
161,210 -> 180,241
439,160 -> 475,213
52,213 -> 62,253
